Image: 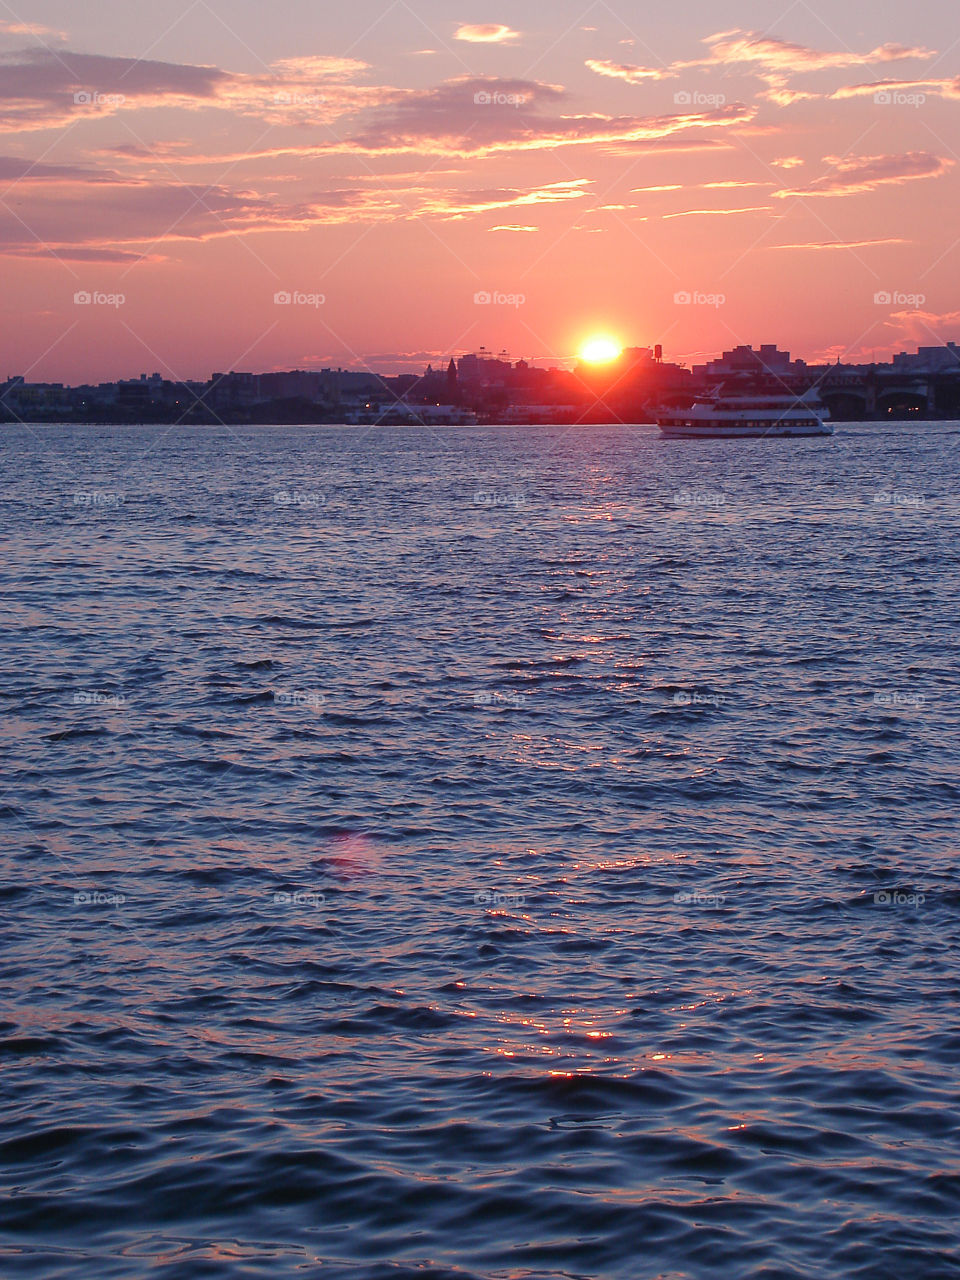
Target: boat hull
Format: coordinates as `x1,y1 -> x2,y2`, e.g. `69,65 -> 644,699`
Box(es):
659,420 -> 834,438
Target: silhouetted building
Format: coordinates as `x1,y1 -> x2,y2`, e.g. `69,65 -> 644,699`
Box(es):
892,341 -> 960,373
693,344 -> 808,380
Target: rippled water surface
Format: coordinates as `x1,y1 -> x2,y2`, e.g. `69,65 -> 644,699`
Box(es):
2,422 -> 959,1279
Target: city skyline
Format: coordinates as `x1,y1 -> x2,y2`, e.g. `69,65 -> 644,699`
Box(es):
6,338 -> 959,425
2,2 -> 959,382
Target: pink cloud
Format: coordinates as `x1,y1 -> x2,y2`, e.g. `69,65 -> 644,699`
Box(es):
0,46 -> 381,131
585,31 -> 934,95
0,47 -> 229,129
0,161 -> 597,257
776,152 -> 954,197
319,78 -> 756,156
702,30 -> 934,73
883,310 -> 960,345
832,76 -> 960,101
0,169 -> 395,259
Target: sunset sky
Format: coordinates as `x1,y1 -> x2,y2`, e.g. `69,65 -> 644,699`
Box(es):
2,0 -> 959,381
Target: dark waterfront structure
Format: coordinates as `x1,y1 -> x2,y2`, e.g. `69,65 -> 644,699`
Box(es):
3,341 -> 959,424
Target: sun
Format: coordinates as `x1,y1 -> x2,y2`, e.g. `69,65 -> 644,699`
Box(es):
579,336 -> 622,364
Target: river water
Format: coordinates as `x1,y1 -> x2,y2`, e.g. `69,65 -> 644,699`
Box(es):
2,421 -> 958,1278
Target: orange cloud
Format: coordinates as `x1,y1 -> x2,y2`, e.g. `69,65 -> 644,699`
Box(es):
268,55 -> 370,78
661,205 -> 772,219
454,24 -> 520,43
425,179 -> 591,217
702,179 -> 770,189
769,237 -> 910,250
585,59 -> 663,84
0,20 -> 66,40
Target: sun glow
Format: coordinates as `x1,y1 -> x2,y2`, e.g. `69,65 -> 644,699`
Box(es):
579,336 -> 622,363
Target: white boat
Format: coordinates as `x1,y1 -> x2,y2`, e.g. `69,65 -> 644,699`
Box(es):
657,389 -> 833,438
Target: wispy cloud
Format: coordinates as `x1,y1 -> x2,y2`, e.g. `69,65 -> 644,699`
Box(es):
702,30 -> 934,74
0,161 -> 595,257
425,179 -> 590,217
0,19 -> 67,41
770,237 -> 910,250
584,31 -> 936,105
0,47 -> 229,129
0,46 -> 380,131
0,155 -> 122,183
320,78 -> 756,157
832,76 -> 960,101
0,46 -> 758,158
0,177 -> 391,259
661,205 -> 772,219
776,152 -> 954,197
585,59 -> 663,84
884,309 -> 960,344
